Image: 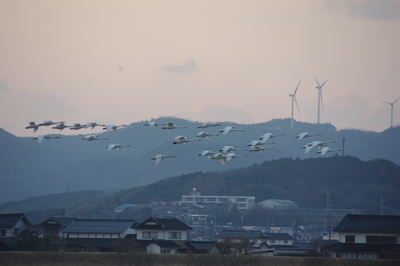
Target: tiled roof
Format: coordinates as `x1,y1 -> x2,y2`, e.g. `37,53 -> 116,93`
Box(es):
329,243 -> 400,252
62,218 -> 136,234
35,216 -> 75,229
147,239 -> 180,249
334,214 -> 400,233
52,238 -> 119,247
0,213 -> 30,228
265,233 -> 294,240
217,229 -> 263,239
137,217 -> 192,230
187,241 -> 217,251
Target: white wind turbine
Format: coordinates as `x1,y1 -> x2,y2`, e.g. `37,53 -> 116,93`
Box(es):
382,96 -> 400,128
314,76 -> 329,124
288,78 -> 301,130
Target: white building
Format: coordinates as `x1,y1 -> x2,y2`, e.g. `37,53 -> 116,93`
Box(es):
181,188 -> 255,210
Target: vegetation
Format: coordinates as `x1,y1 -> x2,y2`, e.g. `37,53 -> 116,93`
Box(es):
66,156 -> 400,219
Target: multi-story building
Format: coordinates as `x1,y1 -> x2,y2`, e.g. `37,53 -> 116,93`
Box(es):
181,188 -> 255,211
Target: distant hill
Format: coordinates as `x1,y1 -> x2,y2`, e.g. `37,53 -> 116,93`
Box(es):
0,117 -> 399,203
29,156 -> 400,220
1,156 -> 399,223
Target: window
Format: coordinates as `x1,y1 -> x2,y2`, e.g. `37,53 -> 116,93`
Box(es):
237,197 -> 247,203
161,249 -> 170,254
270,240 -> 275,244
0,230 -> 5,237
14,228 -> 19,236
283,240 -> 288,244
169,232 -> 182,239
345,235 -> 355,243
142,232 -> 158,239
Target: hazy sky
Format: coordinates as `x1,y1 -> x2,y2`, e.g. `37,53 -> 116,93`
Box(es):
1,0 -> 399,137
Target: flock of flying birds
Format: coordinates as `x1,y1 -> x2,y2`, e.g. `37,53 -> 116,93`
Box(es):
26,120 -> 342,166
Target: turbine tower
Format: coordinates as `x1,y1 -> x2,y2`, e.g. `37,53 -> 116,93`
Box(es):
314,76 -> 329,124
288,78 -> 302,130
382,96 -> 400,128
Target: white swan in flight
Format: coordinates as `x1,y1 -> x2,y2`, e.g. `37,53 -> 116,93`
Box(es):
151,154 -> 176,166
296,132 -> 321,139
52,122 -> 69,131
82,135 -> 108,141
85,122 -> 105,129
248,140 -> 274,148
249,145 -> 273,153
317,147 -> 342,156
259,133 -> 284,142
212,152 -> 247,165
303,140 -> 335,154
25,122 -> 40,132
219,126 -> 244,135
173,136 -> 201,144
144,121 -> 166,128
38,120 -> 65,127
33,135 -> 61,143
106,144 -> 130,150
196,131 -> 219,139
69,123 -> 85,130
162,122 -> 187,130
219,146 -> 247,153
199,150 -> 218,159
197,123 -> 221,128
103,124 -> 127,131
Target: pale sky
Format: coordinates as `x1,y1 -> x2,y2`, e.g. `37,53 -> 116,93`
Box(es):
1,0 -> 399,137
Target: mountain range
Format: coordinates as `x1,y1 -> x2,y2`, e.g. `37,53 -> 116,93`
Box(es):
1,117 -> 399,204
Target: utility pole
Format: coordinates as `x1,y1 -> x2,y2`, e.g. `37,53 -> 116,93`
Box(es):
324,191 -> 331,230
380,194 -> 386,215
342,137 -> 346,156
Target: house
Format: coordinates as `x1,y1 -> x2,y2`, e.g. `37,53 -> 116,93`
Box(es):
52,218 -> 138,252
186,241 -> 219,254
135,216 -> 193,254
328,214 -> 400,259
35,216 -> 75,238
0,213 -> 31,237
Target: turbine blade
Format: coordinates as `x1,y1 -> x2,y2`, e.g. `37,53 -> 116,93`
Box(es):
321,78 -> 330,87
314,76 -> 321,87
294,97 -> 301,116
294,78 -> 302,95
393,96 -> 400,105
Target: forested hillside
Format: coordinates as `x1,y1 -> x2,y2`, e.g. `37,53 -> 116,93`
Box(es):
67,156 -> 400,218
1,117 -> 399,204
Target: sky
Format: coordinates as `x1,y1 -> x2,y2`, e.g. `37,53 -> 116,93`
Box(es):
1,0 -> 400,137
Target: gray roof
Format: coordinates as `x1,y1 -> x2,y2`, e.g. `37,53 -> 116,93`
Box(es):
52,238 -> 119,247
0,213 -> 30,228
62,218 -> 136,234
265,233 -> 294,240
334,214 -> 400,233
137,217 -> 192,230
217,230 -> 263,239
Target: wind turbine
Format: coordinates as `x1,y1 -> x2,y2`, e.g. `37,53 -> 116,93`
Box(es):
314,76 -> 329,124
382,96 -> 400,128
288,78 -> 302,129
